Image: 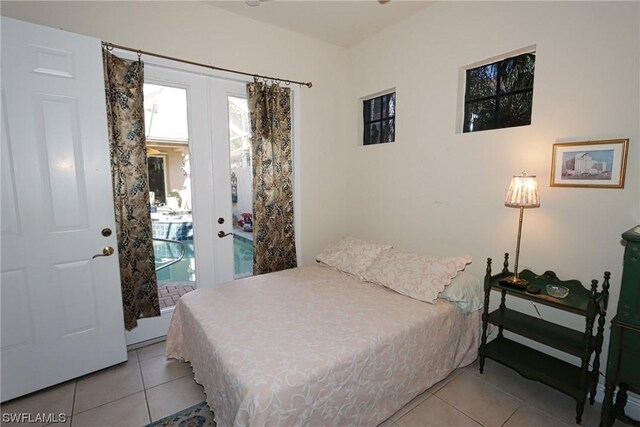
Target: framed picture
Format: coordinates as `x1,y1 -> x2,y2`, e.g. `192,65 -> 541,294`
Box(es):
550,139 -> 629,188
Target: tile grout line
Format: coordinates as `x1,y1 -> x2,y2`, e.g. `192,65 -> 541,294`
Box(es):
389,390 -> 432,422
475,363 -> 584,425
499,400 -> 524,427
465,367 -> 589,426
136,350 -> 153,424
143,388 -> 152,424
436,371 -> 525,426
432,394 -> 490,427
473,367 -> 536,404
72,390 -> 144,417
14,348 -> 598,427
69,381 -> 77,427
461,370 -> 524,399
391,368 -> 468,423
521,401 -> 572,426
71,353 -> 145,419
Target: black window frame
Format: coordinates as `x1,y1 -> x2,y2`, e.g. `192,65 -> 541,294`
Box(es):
363,92 -> 396,146
463,52 -> 535,133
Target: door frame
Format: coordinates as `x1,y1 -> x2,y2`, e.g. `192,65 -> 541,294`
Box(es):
115,48 -> 303,267
117,50 -> 302,345
125,64 -> 211,345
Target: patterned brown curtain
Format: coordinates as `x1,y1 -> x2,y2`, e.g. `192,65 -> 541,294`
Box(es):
247,82 -> 297,274
103,50 -> 160,330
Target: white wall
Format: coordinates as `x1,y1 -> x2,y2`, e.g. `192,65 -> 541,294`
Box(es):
4,0 -> 637,300
4,0 -> 640,390
0,0 -> 351,264
346,0 -> 639,389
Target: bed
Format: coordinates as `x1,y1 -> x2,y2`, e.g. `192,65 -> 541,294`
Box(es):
166,263 -> 481,426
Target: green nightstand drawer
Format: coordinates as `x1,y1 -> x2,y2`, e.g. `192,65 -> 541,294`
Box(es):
618,229 -> 640,327
609,321 -> 640,389
622,330 -> 640,353
618,352 -> 640,385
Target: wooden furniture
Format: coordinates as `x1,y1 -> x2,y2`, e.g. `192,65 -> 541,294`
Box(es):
601,226 -> 640,427
479,254 -> 610,424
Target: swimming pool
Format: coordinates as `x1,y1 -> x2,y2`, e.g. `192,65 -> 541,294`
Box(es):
233,235 -> 254,279
154,235 -> 253,282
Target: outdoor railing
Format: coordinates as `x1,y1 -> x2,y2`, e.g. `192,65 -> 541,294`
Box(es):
153,238 -> 185,272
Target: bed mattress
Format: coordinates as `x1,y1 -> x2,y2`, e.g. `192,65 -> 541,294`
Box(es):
166,264 -> 481,426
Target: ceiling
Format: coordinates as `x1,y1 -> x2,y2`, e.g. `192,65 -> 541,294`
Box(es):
203,1 -> 434,48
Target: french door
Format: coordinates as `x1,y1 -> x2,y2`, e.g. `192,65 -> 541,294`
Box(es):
125,64 -> 251,345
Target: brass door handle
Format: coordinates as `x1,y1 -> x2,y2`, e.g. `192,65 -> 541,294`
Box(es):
92,246 -> 115,259
217,231 -> 233,238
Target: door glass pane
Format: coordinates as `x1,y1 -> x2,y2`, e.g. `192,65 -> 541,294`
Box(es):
144,83 -> 196,309
228,96 -> 254,279
144,84 -> 189,141
147,156 -> 167,204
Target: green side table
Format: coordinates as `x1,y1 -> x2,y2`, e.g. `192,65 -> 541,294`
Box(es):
479,253 -> 610,424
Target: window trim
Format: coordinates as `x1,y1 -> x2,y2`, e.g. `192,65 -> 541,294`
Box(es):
463,52 -> 535,133
456,45 -> 536,134
361,90 -> 396,146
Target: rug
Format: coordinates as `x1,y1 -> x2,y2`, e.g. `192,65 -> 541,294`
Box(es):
144,402 -> 216,427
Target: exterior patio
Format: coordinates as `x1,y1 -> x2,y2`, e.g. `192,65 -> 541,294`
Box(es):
145,87 -> 254,309
158,282 -> 196,309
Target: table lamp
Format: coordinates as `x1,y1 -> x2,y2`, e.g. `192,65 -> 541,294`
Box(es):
501,171 -> 540,288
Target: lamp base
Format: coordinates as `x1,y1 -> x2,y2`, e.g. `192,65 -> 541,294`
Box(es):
499,275 -> 529,290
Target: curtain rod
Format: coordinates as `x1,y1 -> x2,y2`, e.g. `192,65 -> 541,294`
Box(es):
102,42 -> 313,88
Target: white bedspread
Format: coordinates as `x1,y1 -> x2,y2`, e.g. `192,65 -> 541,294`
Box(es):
166,265 -> 481,427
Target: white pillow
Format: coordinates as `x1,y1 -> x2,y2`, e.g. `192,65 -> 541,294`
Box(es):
438,271 -> 484,314
316,237 -> 392,280
363,250 -> 472,303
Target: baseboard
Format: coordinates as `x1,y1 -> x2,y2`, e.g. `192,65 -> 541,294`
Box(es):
596,384 -> 640,421
126,335 -> 166,351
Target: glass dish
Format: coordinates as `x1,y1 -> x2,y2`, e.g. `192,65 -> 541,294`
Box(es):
546,284 -> 569,299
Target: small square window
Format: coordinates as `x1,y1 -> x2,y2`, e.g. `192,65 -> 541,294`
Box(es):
363,92 -> 395,145
463,52 -> 535,133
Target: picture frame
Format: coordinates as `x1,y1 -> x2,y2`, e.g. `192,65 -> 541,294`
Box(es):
550,138 -> 629,188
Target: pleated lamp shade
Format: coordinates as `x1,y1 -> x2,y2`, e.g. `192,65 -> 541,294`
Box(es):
505,172 -> 540,208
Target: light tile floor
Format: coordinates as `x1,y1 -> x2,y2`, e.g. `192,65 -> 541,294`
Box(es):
1,340 -> 607,426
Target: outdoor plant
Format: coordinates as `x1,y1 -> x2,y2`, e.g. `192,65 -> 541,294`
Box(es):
241,212 -> 253,224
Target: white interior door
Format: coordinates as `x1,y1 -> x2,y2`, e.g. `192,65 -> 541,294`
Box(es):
1,17 -> 127,402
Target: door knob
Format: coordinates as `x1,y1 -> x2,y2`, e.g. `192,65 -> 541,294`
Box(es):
217,231 -> 233,238
92,246 -> 115,259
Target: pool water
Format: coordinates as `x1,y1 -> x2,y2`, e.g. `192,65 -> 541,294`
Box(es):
154,240 -> 195,282
154,235 -> 253,282
233,235 -> 254,279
